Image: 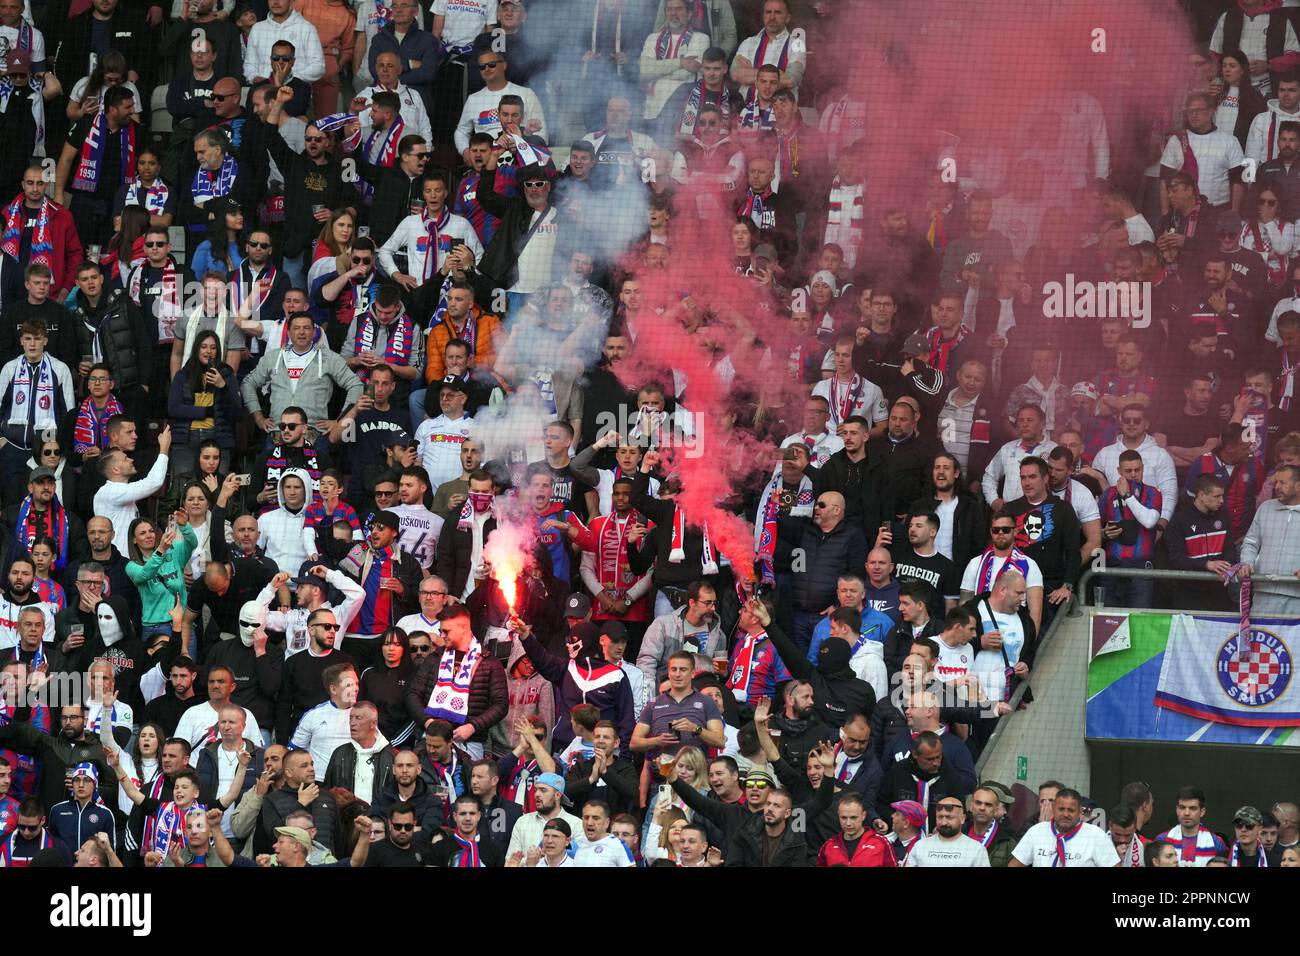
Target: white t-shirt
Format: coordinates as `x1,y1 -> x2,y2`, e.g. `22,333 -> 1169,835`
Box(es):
572,833 -> 636,867
280,347 -> 315,391
389,503 -> 444,569
396,612 -> 442,638
812,375 -> 888,429
1012,821 -> 1120,867
512,207 -> 560,293
778,430 -> 844,469
905,833 -> 991,867
960,553 -> 1044,594
173,701 -> 264,747
433,0 -> 497,50
1160,129 -> 1245,207
933,496 -> 958,560
933,639 -> 974,683
416,414 -> 474,490
70,77 -> 144,115
289,700 -> 352,782
972,602 -> 1027,701
1051,479 -> 1101,527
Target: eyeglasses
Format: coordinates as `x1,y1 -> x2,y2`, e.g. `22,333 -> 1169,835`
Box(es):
86,375 -> 111,383
59,715 -> 84,722
421,590 -> 448,597
144,241 -> 167,248
248,240 -> 272,249
76,579 -> 105,588
351,257 -> 372,265
311,622 -> 340,631
304,135 -> 327,143
389,822 -> 415,831
277,422 -> 303,430
523,180 -> 548,189
270,54 -> 294,62
478,60 -> 502,70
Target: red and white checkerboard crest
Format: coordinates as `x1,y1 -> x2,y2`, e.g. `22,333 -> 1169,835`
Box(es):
1217,629 -> 1293,707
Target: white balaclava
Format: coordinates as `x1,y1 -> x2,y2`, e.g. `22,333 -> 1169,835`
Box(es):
97,603 -> 123,647
239,601 -> 266,648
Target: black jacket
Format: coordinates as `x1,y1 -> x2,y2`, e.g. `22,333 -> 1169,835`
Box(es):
625,471 -> 720,590
883,615 -> 942,681
791,518 -> 868,612
565,752 -> 639,815
865,431 -> 944,524
274,647 -> 355,743
194,739 -> 264,807
0,719 -> 119,822
69,287 -> 150,393
766,619 -> 875,727
724,818 -> 815,867
258,783 -> 339,854
405,651 -> 508,743
324,740 -> 397,799
912,491 -> 989,579
425,829 -> 506,867
880,752 -> 971,830
812,449 -> 873,531
434,513 -> 498,599
56,7 -> 155,88
356,158 -> 423,246
770,712 -> 838,772
475,166 -> 554,289
671,772 -> 835,850
369,775 -> 447,830
264,139 -> 353,259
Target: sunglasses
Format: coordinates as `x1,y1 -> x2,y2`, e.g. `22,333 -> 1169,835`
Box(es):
389,822 -> 415,831
410,645 -> 434,653
746,779 -> 769,789
277,422 -> 302,430
523,180 -> 548,189
411,151 -> 431,160
212,92 -> 235,101
144,241 -> 168,248
304,135 -> 327,143
16,823 -> 41,832
41,446 -> 63,454
375,489 -> 398,496
248,240 -> 272,249
351,256 -> 372,265
270,54 -> 294,62
991,526 -> 1015,534
312,622 -> 340,631
478,60 -> 502,70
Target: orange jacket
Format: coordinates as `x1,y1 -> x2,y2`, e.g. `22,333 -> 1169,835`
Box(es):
424,306 -> 502,383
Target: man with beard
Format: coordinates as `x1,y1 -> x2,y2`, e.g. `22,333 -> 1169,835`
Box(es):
365,800 -> 431,866
0,556 -> 51,652
966,785 -> 1018,866
1182,254 -> 1254,361
370,749 -> 446,829
759,598 -> 875,728
879,729 -> 971,833
0,704 -> 118,823
915,452 -> 988,576
2,467 -> 86,573
767,678 -> 836,771
1003,459 -> 1081,633
1259,121 -> 1300,212
274,609 -> 356,745
905,796 -> 990,866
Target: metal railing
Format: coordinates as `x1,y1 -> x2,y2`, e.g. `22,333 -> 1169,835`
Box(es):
973,552 -> 1299,774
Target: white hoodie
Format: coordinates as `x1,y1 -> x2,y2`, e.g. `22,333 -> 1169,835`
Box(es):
257,467 -> 312,575
244,9 -> 326,83
1247,97 -> 1300,163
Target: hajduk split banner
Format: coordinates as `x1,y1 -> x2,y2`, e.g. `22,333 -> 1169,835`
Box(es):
1087,613 -> 1300,745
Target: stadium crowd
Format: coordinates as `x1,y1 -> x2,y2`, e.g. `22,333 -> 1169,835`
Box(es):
0,0 -> 1295,869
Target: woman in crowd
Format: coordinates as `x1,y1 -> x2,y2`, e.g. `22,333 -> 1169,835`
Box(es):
167,330 -> 243,476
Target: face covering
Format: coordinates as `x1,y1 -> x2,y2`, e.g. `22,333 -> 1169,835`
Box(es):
239,601 -> 264,648
97,605 -> 123,647
469,491 -> 493,514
